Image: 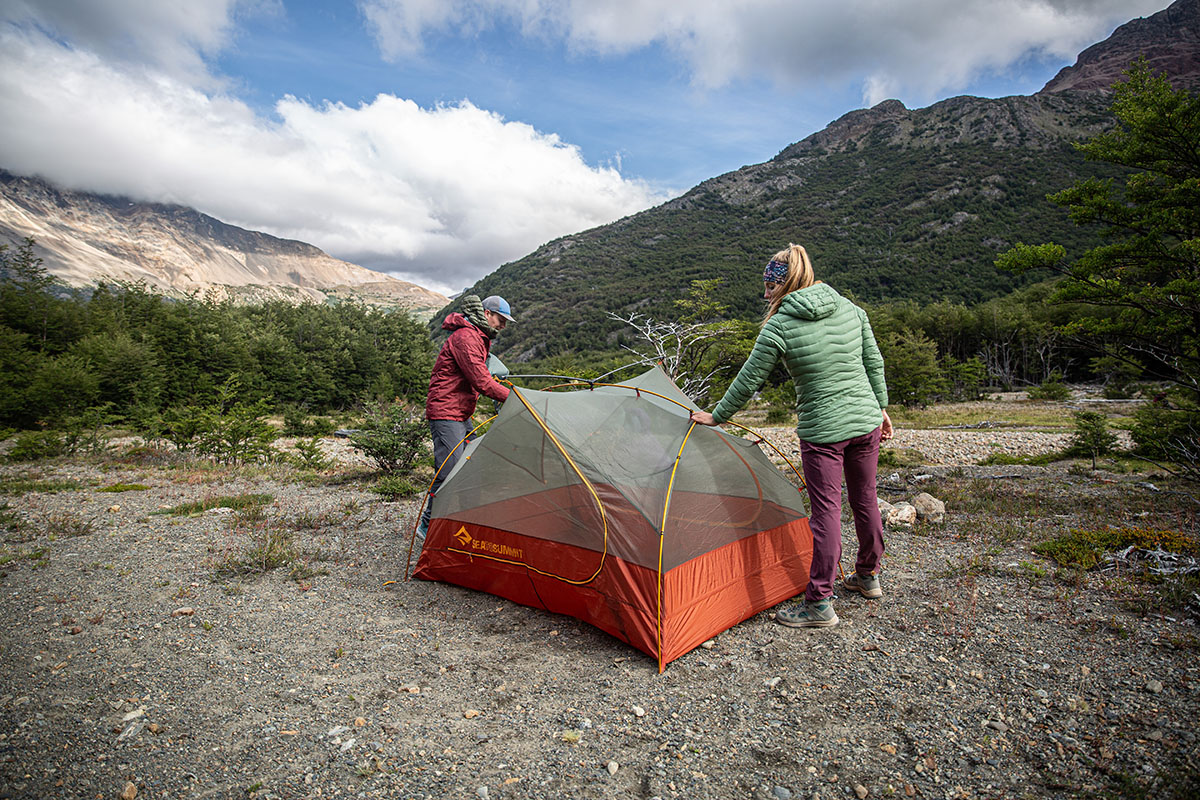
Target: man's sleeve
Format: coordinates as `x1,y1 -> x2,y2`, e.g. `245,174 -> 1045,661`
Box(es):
449,331 -> 511,403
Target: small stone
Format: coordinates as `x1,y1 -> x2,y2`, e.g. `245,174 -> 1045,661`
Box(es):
477,787 -> 489,800
772,787 -> 792,800
854,784 -> 869,799
985,720 -> 1009,734
700,639 -> 715,649
886,503 -> 917,528
339,737 -> 356,752
464,709 -> 480,719
1146,680 -> 1164,694
354,717 -> 367,727
632,705 -> 645,717
108,505 -> 121,513
69,626 -> 83,635
561,730 -> 581,743
171,607 -> 195,618
905,784 -> 916,798
881,743 -> 897,755
119,782 -> 137,800
147,723 -> 161,734
121,708 -> 146,723
911,492 -> 945,523
606,760 -> 619,775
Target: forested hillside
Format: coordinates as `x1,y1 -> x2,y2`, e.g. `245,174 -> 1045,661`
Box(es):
462,93 -> 1123,363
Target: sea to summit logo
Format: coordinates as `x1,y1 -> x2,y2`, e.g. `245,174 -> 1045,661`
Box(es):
452,525 -> 525,560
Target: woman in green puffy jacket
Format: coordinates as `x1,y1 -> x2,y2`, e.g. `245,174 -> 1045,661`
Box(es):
691,244 -> 893,629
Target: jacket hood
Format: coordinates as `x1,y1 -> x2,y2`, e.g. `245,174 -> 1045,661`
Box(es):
778,282 -> 841,321
441,312 -> 472,331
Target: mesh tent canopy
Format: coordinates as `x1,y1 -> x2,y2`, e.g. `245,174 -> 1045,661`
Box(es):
412,367 -> 813,670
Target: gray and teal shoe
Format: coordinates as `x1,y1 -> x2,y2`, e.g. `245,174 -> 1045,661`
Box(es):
775,599 -> 839,628
844,572 -> 883,599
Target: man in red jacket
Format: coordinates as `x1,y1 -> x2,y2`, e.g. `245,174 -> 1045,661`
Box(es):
417,294 -> 514,541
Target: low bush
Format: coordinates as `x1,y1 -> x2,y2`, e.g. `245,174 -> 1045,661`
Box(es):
349,402 -> 428,475
6,431 -> 67,462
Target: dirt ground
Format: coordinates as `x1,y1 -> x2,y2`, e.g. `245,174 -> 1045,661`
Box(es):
1,411 -> 1198,800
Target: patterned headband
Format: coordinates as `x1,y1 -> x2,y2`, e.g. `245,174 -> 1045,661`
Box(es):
763,258 -> 789,284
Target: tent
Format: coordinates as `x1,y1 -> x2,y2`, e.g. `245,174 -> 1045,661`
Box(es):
410,367 -> 813,670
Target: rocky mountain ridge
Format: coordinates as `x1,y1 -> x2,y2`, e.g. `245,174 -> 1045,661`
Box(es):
0,171 -> 448,316
456,0 -> 1198,361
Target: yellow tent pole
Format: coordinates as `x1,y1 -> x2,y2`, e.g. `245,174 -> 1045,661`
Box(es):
442,386 -> 611,586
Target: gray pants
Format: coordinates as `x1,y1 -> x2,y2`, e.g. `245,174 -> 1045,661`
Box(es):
419,419 -> 472,532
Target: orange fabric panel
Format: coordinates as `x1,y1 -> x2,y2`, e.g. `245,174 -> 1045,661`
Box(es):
413,518 -> 660,658
659,516 -> 812,665
412,515 -> 813,668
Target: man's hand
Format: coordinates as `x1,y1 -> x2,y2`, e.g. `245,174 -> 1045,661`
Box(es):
880,409 -> 894,441
690,411 -> 717,427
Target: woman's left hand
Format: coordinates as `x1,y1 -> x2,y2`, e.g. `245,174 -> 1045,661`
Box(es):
690,411 -> 717,427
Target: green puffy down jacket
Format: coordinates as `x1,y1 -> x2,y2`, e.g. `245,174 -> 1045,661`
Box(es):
712,282 -> 888,444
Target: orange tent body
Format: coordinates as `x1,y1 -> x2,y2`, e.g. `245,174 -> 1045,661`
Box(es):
412,368 -> 812,670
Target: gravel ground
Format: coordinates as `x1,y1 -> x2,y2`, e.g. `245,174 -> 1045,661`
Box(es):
0,422 -> 1197,800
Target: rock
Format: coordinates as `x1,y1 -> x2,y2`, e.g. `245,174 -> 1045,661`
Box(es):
477,787 -> 489,799
912,492 -> 945,523
171,607 -> 195,617
632,705 -> 646,717
339,737 -> 356,752
606,760 -> 619,775
854,784 -> 869,799
119,782 -> 138,800
121,708 -> 146,722
464,709 -> 480,719
772,787 -> 792,800
985,720 -> 1009,733
880,743 -> 897,755
354,717 -> 367,726
69,626 -> 83,635
886,502 -> 917,528
1146,680 -> 1164,694
877,499 -> 895,518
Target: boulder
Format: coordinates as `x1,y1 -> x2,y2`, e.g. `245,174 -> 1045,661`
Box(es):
912,492 -> 946,523
886,502 -> 917,528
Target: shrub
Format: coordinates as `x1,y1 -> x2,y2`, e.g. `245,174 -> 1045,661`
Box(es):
6,430 -> 67,462
1067,410 -> 1119,469
291,437 -> 332,471
1130,400 -> 1200,475
373,474 -> 422,501
1027,374 -> 1071,401
349,402 -> 429,475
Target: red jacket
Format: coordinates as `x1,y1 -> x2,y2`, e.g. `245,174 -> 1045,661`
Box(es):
425,313 -> 511,420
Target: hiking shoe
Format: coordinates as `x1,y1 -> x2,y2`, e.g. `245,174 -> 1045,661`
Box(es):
775,599 -> 839,628
844,571 -> 883,599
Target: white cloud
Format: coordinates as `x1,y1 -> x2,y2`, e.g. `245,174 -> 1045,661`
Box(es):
0,17 -> 663,295
0,0 -> 264,85
360,0 -> 1171,104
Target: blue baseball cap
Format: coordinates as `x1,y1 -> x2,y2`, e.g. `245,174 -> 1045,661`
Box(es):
482,295 -> 514,321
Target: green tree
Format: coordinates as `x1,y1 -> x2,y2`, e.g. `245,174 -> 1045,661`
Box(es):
997,62 -> 1200,400
878,328 -> 946,407
1068,410 -> 1119,469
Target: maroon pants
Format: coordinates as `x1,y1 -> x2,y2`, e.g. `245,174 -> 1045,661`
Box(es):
799,426 -> 885,602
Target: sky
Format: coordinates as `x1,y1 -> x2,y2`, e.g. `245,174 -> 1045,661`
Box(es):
0,0 -> 1174,296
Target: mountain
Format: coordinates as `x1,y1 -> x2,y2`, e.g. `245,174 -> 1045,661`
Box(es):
0,171 -> 448,316
451,0 -> 1200,363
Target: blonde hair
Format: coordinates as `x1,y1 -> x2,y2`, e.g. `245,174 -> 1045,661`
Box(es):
763,243 -> 815,325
